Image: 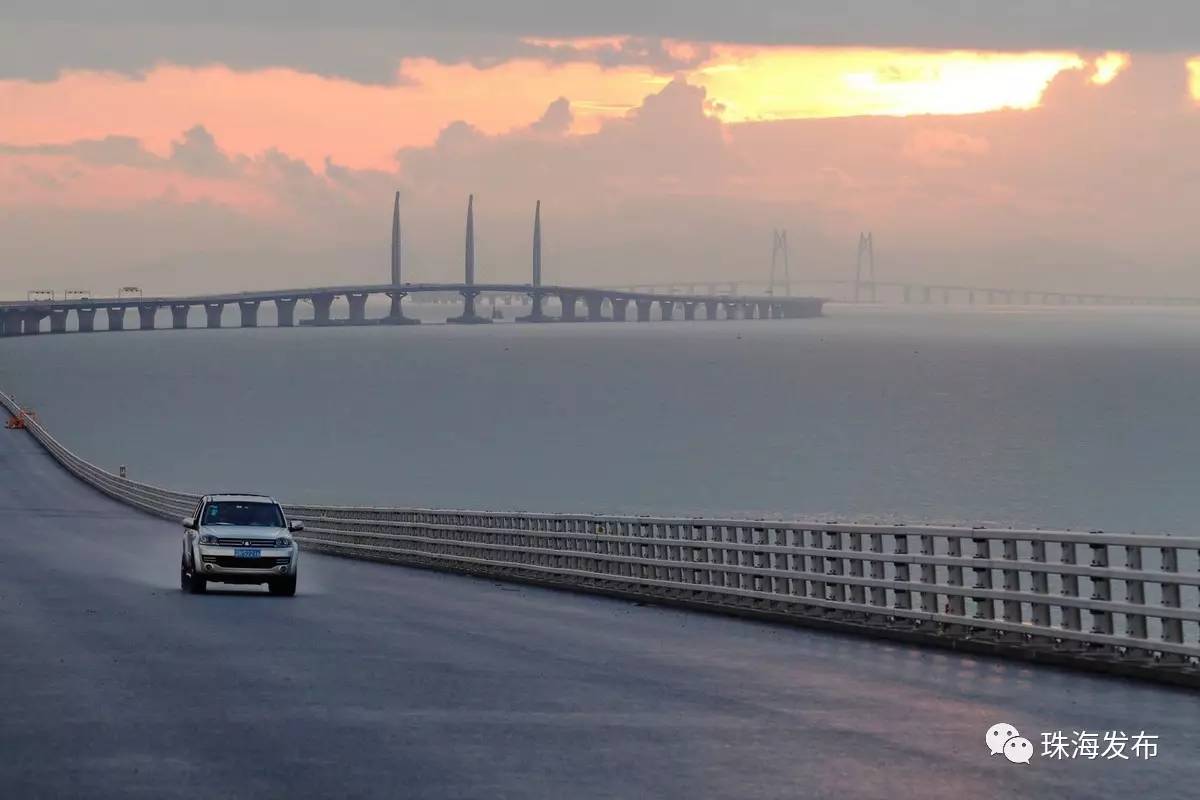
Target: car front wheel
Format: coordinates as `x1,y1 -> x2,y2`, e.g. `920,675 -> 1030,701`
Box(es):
181,556 -> 207,594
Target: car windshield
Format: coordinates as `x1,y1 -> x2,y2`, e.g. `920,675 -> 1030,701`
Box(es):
202,501 -> 284,528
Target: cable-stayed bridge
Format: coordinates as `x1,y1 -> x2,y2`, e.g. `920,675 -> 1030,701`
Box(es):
0,196 -> 823,336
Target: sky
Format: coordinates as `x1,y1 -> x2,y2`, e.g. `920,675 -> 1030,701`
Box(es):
1,2 -> 1199,296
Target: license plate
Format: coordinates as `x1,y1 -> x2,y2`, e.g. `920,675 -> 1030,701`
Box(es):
233,548 -> 261,559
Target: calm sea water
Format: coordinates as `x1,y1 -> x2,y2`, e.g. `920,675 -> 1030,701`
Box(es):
2,305 -> 1199,534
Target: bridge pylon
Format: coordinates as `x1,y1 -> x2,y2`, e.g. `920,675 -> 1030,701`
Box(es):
855,232 -> 876,303
381,190 -> 419,325
449,193 -> 491,324
768,229 -> 791,297
518,200 -> 550,323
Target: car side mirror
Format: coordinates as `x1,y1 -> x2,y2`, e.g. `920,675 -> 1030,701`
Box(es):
288,520 -> 304,533
182,516 -> 197,530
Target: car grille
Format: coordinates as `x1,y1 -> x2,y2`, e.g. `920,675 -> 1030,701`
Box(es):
212,537 -> 280,548
202,556 -> 291,569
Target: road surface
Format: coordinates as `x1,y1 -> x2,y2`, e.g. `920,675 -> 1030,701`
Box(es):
0,429 -> 1196,799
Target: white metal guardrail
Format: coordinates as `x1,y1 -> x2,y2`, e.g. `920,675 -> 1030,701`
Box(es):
3,388 -> 1198,685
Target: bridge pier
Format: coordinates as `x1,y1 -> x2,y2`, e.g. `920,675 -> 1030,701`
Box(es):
137,304 -> 158,331
381,292 -> 419,325
77,308 -> 96,332
204,303 -> 224,329
610,297 -> 630,322
517,291 -> 549,322
238,301 -> 260,328
635,299 -> 653,321
310,293 -> 335,325
273,298 -> 297,327
0,310 -> 16,336
105,307 -> 126,331
585,294 -> 605,322
448,290 -> 491,324
757,301 -> 771,319
921,287 -> 931,304
170,305 -> 190,329
347,293 -> 369,324
659,299 -> 675,321
49,309 -> 68,333
558,292 -> 579,322
22,311 -> 45,334
703,300 -> 718,320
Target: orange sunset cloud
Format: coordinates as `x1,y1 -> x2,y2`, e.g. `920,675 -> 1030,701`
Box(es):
0,40 -> 1106,172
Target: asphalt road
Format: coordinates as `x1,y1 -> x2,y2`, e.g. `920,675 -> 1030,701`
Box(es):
1,429 -> 1197,800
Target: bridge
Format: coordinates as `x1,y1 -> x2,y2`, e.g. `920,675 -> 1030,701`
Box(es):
1,389 -> 1199,797
610,231 -> 1200,307
0,196 -> 823,336
613,279 -> 1200,307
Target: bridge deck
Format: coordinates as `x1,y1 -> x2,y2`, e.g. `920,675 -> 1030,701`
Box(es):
0,430 -> 1196,799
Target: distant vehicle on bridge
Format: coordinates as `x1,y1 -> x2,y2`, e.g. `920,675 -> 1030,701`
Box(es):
180,494 -> 304,596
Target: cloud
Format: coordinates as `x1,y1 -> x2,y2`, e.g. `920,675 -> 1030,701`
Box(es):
168,125 -> 243,177
3,2 -> 1199,81
902,129 -> 990,168
3,55 -> 1200,298
517,37 -> 713,72
527,97 -> 574,136
0,125 -> 244,177
0,135 -> 158,167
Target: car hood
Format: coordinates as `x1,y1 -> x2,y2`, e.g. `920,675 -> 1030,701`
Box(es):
198,525 -> 287,538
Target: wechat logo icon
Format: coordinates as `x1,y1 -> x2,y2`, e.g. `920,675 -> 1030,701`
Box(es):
986,722 -> 1033,765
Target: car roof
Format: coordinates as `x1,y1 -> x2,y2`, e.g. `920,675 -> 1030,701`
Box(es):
204,494 -> 279,503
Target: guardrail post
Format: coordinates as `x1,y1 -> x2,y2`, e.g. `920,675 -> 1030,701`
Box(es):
1001,537 -> 1022,625
848,532 -> 866,605
971,538 -> 994,621
1088,541 -> 1113,636
1059,542 -> 1082,636
1123,545 -> 1148,645
752,527 -> 769,598
767,526 -> 785,597
1029,539 -> 1051,628
893,533 -> 911,612
670,523 -> 684,589
868,533 -> 886,608
809,530 -> 827,602
825,530 -> 846,603
693,524 -> 709,591
918,533 -> 937,616
738,525 -> 751,594
1160,546 -> 1184,659
946,537 -> 966,619
722,525 -> 737,591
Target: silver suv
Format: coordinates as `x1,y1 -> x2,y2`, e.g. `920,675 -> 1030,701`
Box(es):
180,494 -> 302,596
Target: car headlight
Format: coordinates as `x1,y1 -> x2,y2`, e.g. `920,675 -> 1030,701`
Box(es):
198,533 -> 218,545
275,536 -> 292,548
